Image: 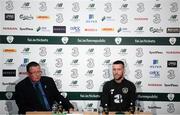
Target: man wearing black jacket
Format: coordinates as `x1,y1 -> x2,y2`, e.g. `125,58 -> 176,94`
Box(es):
14,61 -> 74,114
101,60 -> 136,113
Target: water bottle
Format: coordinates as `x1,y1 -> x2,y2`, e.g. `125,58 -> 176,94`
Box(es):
135,99 -> 140,112
98,106 -> 103,115
129,102 -> 135,114
57,101 -> 63,113
52,102 -> 58,114
103,104 -> 109,115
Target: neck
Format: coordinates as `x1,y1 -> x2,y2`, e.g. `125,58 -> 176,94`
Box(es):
114,77 -> 124,83
28,78 -> 40,84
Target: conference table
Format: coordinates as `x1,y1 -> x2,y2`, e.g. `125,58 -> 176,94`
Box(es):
26,111 -> 152,115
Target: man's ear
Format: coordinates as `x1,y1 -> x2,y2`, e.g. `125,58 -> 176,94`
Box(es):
123,69 -> 126,75
26,72 -> 29,76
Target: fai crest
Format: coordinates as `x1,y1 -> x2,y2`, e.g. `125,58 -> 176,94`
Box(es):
167,93 -> 175,101
169,37 -> 176,45
6,36 -> 14,43
61,92 -> 67,98
61,37 -> 69,44
122,87 -> 128,94
5,92 -> 13,100
115,37 -> 122,45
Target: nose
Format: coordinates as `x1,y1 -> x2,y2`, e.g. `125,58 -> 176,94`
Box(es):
114,70 -> 118,74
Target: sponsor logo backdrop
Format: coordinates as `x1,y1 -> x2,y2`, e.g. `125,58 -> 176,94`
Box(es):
0,0 -> 180,114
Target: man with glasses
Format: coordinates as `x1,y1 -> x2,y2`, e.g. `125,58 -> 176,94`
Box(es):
14,61 -> 74,114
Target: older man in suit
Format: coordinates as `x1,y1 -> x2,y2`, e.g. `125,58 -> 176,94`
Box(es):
14,61 -> 74,114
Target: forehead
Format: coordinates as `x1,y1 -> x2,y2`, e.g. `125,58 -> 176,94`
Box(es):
29,66 -> 41,71
112,64 -> 124,68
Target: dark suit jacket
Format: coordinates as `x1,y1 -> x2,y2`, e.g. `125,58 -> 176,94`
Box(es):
14,76 -> 73,114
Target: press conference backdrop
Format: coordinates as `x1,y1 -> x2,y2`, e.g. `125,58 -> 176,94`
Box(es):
0,0 -> 180,114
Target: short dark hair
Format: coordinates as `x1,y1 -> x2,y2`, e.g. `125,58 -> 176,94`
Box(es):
113,60 -> 124,67
26,61 -> 40,72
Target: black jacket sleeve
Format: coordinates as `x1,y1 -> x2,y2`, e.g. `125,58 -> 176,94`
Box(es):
129,83 -> 136,107
100,81 -> 109,107
14,83 -> 35,114
48,77 -> 74,111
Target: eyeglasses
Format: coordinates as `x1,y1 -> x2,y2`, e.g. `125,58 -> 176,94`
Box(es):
29,71 -> 42,76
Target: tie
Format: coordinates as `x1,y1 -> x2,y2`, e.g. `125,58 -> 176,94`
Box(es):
35,83 -> 47,110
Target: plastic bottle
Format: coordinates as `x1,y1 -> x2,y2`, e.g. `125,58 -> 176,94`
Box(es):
103,104 -> 109,115
52,102 -> 58,114
98,106 -> 103,115
58,101 -> 63,113
129,102 -> 135,114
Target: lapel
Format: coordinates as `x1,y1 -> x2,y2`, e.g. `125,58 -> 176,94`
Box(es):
40,77 -> 47,94
26,77 -> 36,93
25,78 -> 40,102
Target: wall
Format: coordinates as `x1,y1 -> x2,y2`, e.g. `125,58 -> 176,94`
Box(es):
0,0 -> 180,114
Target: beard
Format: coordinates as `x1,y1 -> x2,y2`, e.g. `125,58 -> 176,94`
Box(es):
114,74 -> 123,80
